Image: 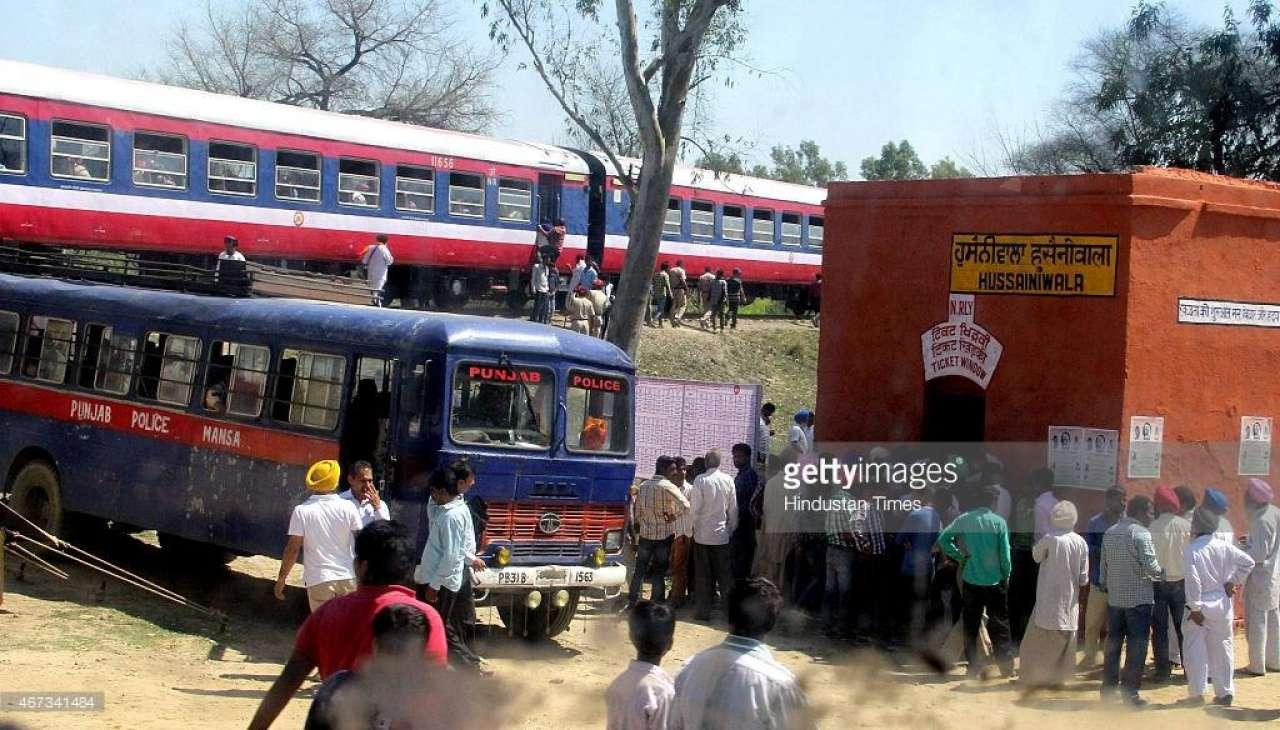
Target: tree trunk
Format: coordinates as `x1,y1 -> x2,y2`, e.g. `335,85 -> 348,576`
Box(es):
606,150 -> 680,357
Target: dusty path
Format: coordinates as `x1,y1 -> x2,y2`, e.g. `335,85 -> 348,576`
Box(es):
2,529 -> 1279,729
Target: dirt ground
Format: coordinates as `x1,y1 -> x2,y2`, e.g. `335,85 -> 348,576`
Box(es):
3,527 -> 1280,729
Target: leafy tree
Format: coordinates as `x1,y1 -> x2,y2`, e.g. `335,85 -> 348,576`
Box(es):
486,0 -> 745,356
860,140 -> 928,180
929,157 -> 974,179
148,0 -> 500,132
695,149 -> 748,175
759,140 -> 848,186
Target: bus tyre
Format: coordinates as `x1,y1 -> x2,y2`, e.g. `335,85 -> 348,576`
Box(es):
496,591 -> 580,640
8,461 -> 63,537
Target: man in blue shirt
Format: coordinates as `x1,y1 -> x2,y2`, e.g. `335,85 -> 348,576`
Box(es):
1081,487 -> 1127,668
895,486 -> 943,643
415,467 -> 486,672
730,444 -> 761,582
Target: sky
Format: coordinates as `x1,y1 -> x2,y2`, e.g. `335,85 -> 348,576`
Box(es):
1,0 -> 1252,175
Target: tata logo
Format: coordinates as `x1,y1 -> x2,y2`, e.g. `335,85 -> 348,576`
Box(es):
537,512 -> 562,535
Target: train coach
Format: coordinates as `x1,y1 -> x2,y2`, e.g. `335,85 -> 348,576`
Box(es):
0,60 -> 824,309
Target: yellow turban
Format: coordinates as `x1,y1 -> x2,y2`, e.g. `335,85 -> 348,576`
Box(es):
306,460 -> 341,493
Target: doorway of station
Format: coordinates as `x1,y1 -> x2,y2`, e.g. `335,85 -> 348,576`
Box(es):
922,376 -> 986,442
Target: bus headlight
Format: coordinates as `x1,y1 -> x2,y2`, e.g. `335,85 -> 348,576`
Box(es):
591,548 -> 606,567
602,530 -> 622,553
495,547 -> 511,567
525,590 -> 543,610
553,589 -> 570,608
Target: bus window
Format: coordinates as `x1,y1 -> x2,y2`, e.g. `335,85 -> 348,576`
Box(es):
137,332 -> 201,406
77,324 -> 137,395
663,198 -> 682,237
204,341 -> 269,417
450,363 -> 551,450
22,316 -> 76,384
566,371 -> 631,454
781,213 -> 802,246
807,215 -> 824,248
274,348 -> 346,430
752,209 -> 775,244
0,310 -> 17,373
722,205 -> 745,241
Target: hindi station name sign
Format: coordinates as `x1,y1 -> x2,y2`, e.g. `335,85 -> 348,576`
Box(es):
950,233 -> 1118,296
920,320 -> 1003,389
1178,298 -> 1280,328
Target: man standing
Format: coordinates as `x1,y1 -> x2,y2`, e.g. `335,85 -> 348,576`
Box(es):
1098,495 -> 1161,706
275,460 -> 364,611
249,520 -> 447,730
1243,478 -> 1280,676
586,280 -> 610,337
701,270 -> 727,331
1183,507 -> 1256,706
756,403 -> 776,470
787,411 -> 811,454
1080,487 -> 1127,668
606,601 -> 677,730
1149,485 -> 1191,680
936,485 -> 1014,678
340,461 -> 390,527
414,468 -> 486,672
650,263 -> 672,328
668,259 -> 688,327
361,234 -> 394,307
1203,487 -> 1234,542
1030,469 -> 1058,541
530,253 -> 551,324
725,268 -> 745,330
628,456 -> 689,607
671,578 -> 813,730
689,450 -> 739,621
893,487 -> 943,643
216,235 -> 245,272
567,255 -> 587,296
1018,501 -> 1088,689
567,286 -> 596,335
729,444 -> 760,583
668,458 -> 697,608
696,266 -> 715,311
582,257 -> 599,290
1008,477 -> 1039,644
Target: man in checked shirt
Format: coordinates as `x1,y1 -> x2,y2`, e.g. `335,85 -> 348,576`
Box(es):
627,456 -> 690,609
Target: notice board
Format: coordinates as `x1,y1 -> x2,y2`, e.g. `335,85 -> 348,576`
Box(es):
633,376 -> 762,481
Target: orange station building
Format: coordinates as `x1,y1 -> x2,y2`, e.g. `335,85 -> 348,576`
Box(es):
818,168 -> 1280,524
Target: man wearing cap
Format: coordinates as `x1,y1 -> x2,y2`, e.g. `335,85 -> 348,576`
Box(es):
361,234 -> 394,307
1182,507 -> 1255,706
1243,478 -> 1280,676
275,460 -> 365,611
567,285 -> 596,335
1202,488 -> 1235,543
1149,485 -> 1192,680
1019,500 -> 1088,688
587,279 -> 610,337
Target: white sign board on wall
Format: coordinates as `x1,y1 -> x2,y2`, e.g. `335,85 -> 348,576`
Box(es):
633,376 -> 762,481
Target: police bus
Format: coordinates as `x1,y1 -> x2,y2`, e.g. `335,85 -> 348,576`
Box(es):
0,272 -> 633,637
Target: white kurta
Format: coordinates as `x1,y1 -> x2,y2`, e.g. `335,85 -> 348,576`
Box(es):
1245,504 -> 1280,673
1183,535 -> 1255,699
1030,529 -> 1090,631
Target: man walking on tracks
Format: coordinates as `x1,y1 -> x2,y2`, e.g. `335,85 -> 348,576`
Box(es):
725,268 -> 746,330
361,234 -> 394,307
275,460 -> 364,612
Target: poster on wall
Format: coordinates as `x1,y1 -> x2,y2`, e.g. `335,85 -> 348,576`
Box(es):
1127,416 -> 1164,479
1238,416 -> 1273,477
1048,426 -> 1118,488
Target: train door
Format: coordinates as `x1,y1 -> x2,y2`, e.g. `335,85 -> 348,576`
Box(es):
537,175 -> 562,224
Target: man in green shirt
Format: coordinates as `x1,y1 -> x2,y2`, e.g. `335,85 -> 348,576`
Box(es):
937,485 -> 1014,678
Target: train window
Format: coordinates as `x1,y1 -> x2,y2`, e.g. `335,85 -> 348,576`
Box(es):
497,178 -> 532,222
78,324 -> 137,396
339,158 -> 380,208
276,150 -> 321,203
274,348 -> 346,430
566,371 -> 631,455
752,209 -> 775,244
722,205 -> 745,241
781,213 -> 802,246
0,114 -> 25,175
208,141 -> 257,197
137,332 -> 202,406
808,216 -> 824,247
204,341 -> 270,417
133,132 -> 187,190
663,198 -> 682,237
50,120 -> 110,182
395,165 -> 434,212
22,316 -> 77,384
448,172 -> 485,217
0,310 -> 19,374
690,200 -> 714,238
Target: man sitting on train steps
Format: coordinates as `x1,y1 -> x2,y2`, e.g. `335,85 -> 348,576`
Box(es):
274,460 -> 364,612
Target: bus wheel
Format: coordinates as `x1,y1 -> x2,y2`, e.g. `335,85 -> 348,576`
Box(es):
157,533 -> 235,568
496,591 -> 580,640
7,461 -> 63,537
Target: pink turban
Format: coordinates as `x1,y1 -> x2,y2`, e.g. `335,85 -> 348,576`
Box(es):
1153,485 -> 1179,515
1247,478 -> 1274,504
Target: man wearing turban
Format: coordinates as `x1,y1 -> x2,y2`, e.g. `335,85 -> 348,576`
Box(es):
1018,500 -> 1088,688
1243,479 -> 1280,676
1148,485 -> 1192,680
1202,487 -> 1235,543
275,460 -> 365,611
1182,507 -> 1255,706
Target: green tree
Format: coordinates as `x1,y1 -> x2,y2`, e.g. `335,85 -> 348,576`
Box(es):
929,156 -> 974,179
759,140 -> 848,186
859,140 -> 928,180
695,149 -> 748,175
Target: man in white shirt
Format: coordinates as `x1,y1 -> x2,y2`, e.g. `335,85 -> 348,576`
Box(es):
1018,500 -> 1088,688
756,403 -> 776,469
217,235 -> 245,267
567,254 -> 586,295
668,457 -> 698,608
688,450 -> 738,621
274,460 -> 364,612
1149,485 -> 1191,680
606,600 -> 676,730
530,253 -> 551,324
339,460 -> 390,526
1243,478 -> 1280,676
1183,507 -> 1255,706
361,234 -> 394,307
787,411 -> 810,454
1203,488 -> 1235,543
672,577 -> 813,730
1031,473 -> 1059,541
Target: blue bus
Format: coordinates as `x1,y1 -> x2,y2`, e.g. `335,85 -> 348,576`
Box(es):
0,272 -> 634,637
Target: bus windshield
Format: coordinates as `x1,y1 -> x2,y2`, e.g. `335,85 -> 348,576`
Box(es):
566,370 -> 631,455
450,363 -> 552,450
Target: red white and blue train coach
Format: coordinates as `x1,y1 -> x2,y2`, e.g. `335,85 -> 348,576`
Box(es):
0,60 -> 823,306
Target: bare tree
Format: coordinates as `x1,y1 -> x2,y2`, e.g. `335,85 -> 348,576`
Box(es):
487,0 -> 745,356
150,0 -> 500,132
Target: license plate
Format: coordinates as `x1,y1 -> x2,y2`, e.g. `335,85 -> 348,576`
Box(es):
571,569 -> 594,584
496,571 -> 529,586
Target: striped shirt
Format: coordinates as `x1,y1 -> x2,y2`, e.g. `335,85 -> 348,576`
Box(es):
634,476 -> 688,541
1099,516 -> 1162,608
